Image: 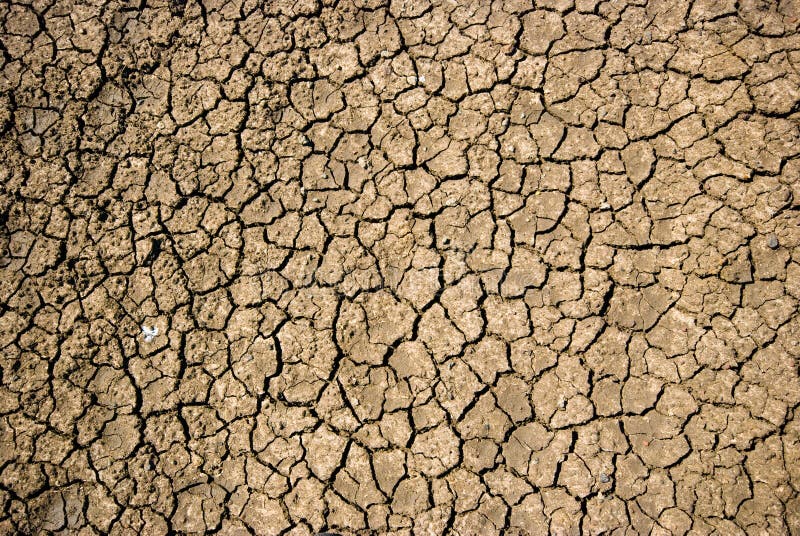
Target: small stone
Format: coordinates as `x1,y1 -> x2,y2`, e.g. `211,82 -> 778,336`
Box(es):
141,325 -> 159,342
558,397 -> 566,409
767,234 -> 779,249
418,75 -> 426,84
599,472 -> 610,483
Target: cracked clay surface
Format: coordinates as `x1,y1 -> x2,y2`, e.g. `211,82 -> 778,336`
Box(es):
1,0 -> 800,534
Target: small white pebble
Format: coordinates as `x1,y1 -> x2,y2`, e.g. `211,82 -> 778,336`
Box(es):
418,75 -> 426,84
558,397 -> 566,409
352,398 -> 360,406
407,75 -> 417,85
141,325 -> 159,342
600,202 -> 611,210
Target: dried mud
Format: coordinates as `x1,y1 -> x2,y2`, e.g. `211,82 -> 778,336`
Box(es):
1,0 -> 800,534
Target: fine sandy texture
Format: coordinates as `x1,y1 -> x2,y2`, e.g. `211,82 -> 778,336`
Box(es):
1,0 -> 800,534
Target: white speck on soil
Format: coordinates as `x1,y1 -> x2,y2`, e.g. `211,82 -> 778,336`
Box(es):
141,325 -> 159,342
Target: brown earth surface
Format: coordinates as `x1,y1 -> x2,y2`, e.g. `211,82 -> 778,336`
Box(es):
1,0 -> 800,534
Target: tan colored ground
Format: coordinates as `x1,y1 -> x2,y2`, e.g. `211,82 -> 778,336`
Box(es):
1,0 -> 800,534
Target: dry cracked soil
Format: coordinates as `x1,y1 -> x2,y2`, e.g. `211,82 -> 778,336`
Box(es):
1,0 -> 800,534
